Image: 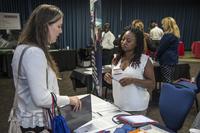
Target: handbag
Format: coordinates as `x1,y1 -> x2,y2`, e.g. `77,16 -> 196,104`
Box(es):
8,46 -> 31,133
48,92 -> 71,133
8,109 -> 22,133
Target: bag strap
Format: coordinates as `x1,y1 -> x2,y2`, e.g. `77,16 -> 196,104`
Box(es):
51,92 -> 62,116
12,46 -> 31,113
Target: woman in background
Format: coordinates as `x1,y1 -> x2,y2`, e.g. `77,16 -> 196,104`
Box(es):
131,19 -> 151,54
156,17 -> 180,82
104,28 -> 155,115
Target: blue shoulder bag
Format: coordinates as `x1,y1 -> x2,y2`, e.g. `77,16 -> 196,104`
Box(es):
48,92 -> 71,133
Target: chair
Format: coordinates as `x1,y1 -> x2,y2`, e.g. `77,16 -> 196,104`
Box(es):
102,73 -> 112,100
192,41 -> 200,58
178,41 -> 185,56
175,80 -> 200,112
152,63 -> 190,105
153,63 -> 190,90
159,83 -> 195,132
174,64 -> 190,80
174,71 -> 200,112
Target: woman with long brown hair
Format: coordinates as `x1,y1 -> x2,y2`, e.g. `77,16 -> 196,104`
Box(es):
10,4 -> 81,132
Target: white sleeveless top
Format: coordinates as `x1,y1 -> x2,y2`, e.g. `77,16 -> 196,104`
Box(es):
112,54 -> 150,111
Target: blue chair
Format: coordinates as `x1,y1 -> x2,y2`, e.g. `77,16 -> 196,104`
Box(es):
159,83 -> 195,132
175,79 -> 200,112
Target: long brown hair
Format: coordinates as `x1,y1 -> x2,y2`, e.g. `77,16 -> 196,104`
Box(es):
18,4 -> 63,77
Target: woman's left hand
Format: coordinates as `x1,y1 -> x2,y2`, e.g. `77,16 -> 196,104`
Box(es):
119,77 -> 134,87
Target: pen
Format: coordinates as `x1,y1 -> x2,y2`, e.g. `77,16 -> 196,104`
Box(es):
98,130 -> 110,133
96,112 -> 103,116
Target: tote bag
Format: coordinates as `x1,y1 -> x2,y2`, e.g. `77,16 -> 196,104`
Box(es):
48,92 -> 71,133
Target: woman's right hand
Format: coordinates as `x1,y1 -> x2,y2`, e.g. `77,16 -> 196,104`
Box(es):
69,96 -> 82,112
104,73 -> 112,84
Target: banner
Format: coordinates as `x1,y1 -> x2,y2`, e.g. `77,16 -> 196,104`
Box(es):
0,12 -> 21,30
90,0 -> 102,96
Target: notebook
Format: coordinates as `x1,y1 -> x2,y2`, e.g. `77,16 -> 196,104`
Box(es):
60,94 -> 92,130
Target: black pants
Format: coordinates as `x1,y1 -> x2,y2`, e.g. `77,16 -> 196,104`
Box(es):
102,49 -> 113,65
20,126 -> 51,133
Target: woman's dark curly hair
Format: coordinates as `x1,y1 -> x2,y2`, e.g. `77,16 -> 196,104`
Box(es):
113,28 -> 144,68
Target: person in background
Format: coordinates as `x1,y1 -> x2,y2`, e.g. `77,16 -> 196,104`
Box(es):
10,4 -> 81,133
101,23 -> 115,65
113,26 -> 131,54
104,28 -> 155,115
131,19 -> 151,54
149,22 -> 164,52
156,17 -> 180,82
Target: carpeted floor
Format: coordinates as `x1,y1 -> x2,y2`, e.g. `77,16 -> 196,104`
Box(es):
0,70 -> 198,133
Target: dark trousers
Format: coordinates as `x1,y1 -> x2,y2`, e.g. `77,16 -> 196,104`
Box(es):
20,126 -> 51,133
102,49 -> 113,65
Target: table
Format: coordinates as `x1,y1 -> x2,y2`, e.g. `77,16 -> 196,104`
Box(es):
75,94 -> 129,133
70,66 -> 111,93
0,49 -> 13,77
75,94 -> 173,133
0,49 -> 77,77
191,111 -> 200,129
50,49 -> 77,71
70,63 -> 191,92
70,67 -> 93,93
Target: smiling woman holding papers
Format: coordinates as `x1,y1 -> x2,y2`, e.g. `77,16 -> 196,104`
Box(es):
104,28 -> 155,115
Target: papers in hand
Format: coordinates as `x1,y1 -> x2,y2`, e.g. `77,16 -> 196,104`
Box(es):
112,68 -> 123,81
117,115 -> 158,126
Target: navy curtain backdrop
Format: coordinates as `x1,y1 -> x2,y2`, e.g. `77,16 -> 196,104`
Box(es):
102,0 -> 200,50
0,0 -> 90,49
1,0 -> 199,50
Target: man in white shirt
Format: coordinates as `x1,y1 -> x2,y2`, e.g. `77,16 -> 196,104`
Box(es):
101,23 -> 115,65
149,22 -> 164,51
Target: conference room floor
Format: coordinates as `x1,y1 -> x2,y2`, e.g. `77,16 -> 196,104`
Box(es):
0,70 -> 198,133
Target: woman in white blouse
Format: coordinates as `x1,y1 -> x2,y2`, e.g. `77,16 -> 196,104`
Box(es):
104,28 -> 155,115
10,4 -> 81,132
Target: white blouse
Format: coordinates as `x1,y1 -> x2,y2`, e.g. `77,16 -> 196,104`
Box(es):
11,45 -> 69,128
112,54 -> 150,111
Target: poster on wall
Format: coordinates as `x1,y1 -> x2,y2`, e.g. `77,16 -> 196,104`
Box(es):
90,0 -> 103,97
0,12 -> 21,30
